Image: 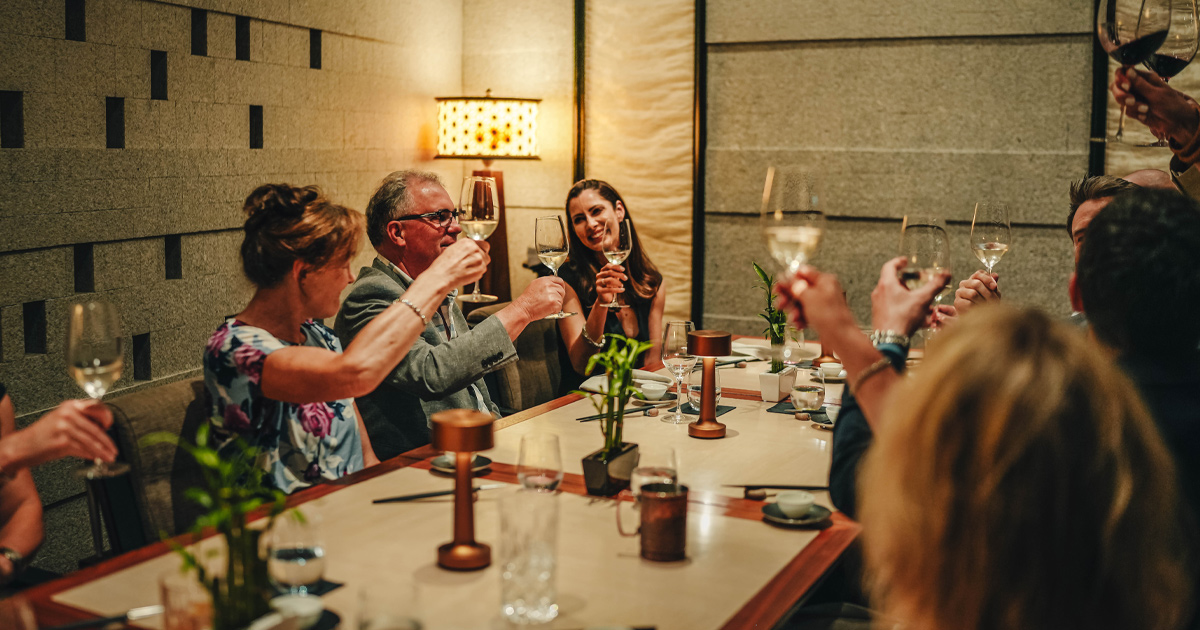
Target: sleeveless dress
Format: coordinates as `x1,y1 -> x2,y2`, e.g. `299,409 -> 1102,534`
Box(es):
557,261 -> 655,393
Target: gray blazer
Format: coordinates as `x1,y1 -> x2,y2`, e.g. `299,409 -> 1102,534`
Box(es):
334,259 -> 517,460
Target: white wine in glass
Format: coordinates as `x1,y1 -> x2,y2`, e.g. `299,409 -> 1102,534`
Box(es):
458,176 -> 500,303
970,202 -> 1011,274
66,299 -> 130,479
602,218 -> 632,309
898,215 -> 951,293
762,167 -> 826,274
660,321 -> 697,425
535,216 -> 575,319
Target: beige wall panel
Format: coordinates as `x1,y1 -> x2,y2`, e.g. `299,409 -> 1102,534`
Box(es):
0,248 -> 74,305
207,11 -> 238,60
586,0 -> 695,324
707,0 -> 1091,44
94,237 -> 165,292
89,0 -> 142,47
287,0 -> 462,45
140,1 -> 191,55
0,0 -> 61,39
261,21 -> 308,67
0,33 -> 56,93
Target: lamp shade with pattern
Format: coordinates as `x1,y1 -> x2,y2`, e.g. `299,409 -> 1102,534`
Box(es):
436,96 -> 540,160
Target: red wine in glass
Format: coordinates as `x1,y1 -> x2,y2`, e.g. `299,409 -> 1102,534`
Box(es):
1144,53 -> 1192,78
1097,0 -> 1173,142
1108,30 -> 1170,64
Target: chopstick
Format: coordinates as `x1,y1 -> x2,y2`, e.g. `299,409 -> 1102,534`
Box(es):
723,484 -> 829,490
42,605 -> 164,630
373,484 -> 505,504
576,401 -> 673,422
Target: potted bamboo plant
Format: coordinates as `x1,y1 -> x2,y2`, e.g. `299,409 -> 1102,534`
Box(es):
577,334 -> 653,496
144,423 -> 287,630
753,262 -> 796,402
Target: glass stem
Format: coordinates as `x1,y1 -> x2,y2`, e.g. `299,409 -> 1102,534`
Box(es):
676,375 -> 686,415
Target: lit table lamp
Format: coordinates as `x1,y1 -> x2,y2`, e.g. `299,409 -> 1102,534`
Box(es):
431,409 -> 495,571
687,330 -> 732,439
436,91 -> 540,306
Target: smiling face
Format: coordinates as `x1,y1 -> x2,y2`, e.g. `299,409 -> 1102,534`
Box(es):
395,181 -> 461,277
567,188 -> 626,253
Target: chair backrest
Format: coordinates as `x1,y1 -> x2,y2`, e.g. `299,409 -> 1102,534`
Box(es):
467,303 -> 562,410
105,377 -> 209,545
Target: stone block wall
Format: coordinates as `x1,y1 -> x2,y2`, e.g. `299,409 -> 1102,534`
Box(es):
0,0 -> 464,573
702,0 -> 1093,333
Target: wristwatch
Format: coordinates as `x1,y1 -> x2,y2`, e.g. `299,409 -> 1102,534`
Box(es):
870,330 -> 911,351
0,547 -> 26,573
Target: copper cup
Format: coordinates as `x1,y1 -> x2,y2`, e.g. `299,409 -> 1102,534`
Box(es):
617,483 -> 688,562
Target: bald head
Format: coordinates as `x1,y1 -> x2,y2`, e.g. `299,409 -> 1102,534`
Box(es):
1123,169 -> 1176,191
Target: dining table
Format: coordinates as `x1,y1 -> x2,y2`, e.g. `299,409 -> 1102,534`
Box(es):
22,337 -> 859,630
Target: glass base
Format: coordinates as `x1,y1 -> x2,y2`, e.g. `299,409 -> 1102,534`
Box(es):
77,461 -> 131,479
602,303 -> 628,309
1134,139 -> 1170,147
660,412 -> 692,425
543,312 -> 576,320
1093,134 -> 1171,147
460,293 -> 498,303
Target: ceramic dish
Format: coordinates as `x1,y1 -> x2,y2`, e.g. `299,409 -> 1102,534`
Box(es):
761,503 -> 833,528
580,369 -> 672,394
429,454 -> 492,474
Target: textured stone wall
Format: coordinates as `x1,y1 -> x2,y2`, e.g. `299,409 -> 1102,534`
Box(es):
0,0 -> 464,573
703,0 -> 1093,333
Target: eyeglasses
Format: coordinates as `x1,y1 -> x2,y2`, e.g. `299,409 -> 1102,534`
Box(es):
395,209 -> 461,228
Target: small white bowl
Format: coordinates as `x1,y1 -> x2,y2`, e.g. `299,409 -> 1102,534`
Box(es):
825,405 -> 841,423
820,363 -> 843,378
639,382 -> 669,400
775,490 -> 815,519
270,594 -> 324,630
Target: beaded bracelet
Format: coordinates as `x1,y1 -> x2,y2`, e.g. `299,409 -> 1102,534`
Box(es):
581,329 -> 606,349
849,357 -> 894,394
397,298 -> 427,326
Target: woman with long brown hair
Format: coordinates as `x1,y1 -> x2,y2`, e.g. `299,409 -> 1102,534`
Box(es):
857,306 -> 1195,630
556,180 -> 666,375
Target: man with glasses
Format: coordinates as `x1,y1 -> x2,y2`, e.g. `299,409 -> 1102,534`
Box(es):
336,170 -> 566,459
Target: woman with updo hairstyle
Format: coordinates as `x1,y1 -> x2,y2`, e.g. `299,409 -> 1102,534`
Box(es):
555,180 -> 666,381
204,184 -> 488,493
857,306 -> 1195,630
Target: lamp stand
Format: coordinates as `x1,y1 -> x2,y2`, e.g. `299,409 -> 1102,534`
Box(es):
687,330 -> 732,440
433,410 -> 494,571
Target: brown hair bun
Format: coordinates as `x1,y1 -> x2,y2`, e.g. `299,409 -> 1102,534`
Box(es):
239,183 -> 364,288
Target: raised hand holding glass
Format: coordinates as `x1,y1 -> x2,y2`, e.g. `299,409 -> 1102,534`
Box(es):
458,176 -> 499,303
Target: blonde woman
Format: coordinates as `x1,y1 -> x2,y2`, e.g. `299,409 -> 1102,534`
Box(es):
858,307 -> 1195,630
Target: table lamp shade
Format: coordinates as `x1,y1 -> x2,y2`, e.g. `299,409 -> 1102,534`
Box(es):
688,330 -> 732,358
436,97 -> 540,160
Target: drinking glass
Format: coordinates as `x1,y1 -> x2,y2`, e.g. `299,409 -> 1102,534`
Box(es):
517,433 -> 563,492
67,298 -> 131,479
458,176 -> 500,303
499,490 -> 560,625
970,202 -> 1011,275
267,510 -> 326,597
358,585 -> 421,630
791,368 -> 826,412
660,321 -> 697,425
601,218 -> 632,309
1097,0 -> 1173,142
761,166 -> 825,275
535,216 -> 575,319
1141,0 -> 1198,145
687,365 -> 721,410
898,215 -> 951,291
631,446 -> 678,497
160,570 -> 213,630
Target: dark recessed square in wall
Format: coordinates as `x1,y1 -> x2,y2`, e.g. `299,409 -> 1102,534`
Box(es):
191,8 -> 207,56
0,91 -> 23,149
105,96 -> 124,149
165,234 -> 182,279
235,16 -> 250,60
65,0 -> 86,41
310,29 -> 322,69
132,333 -> 151,380
249,105 -> 262,149
74,243 -> 95,292
150,50 -> 168,100
23,301 -> 46,355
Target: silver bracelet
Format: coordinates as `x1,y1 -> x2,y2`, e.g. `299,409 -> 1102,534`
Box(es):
397,298 -> 427,326
581,329 -> 606,349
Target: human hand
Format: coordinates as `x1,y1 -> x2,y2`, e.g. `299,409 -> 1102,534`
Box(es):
926,304 -> 957,330
1111,66 -> 1199,146
0,400 -> 117,471
871,257 -> 950,336
774,266 -> 857,341
428,238 -> 490,290
512,276 -> 567,321
594,263 -> 627,305
953,270 -> 1001,315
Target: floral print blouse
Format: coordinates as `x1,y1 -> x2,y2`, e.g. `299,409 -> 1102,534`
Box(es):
203,319 -> 365,494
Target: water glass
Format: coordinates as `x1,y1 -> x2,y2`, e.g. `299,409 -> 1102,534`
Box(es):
500,490 -> 560,625
160,569 -> 213,630
267,510 -> 325,596
687,366 -> 721,410
358,585 -> 422,630
631,446 -> 679,497
791,368 -> 826,412
517,432 -> 564,492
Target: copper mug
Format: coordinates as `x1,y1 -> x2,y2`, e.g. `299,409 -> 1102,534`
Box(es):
617,483 -> 688,561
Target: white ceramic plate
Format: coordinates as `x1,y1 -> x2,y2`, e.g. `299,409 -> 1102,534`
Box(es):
580,369 -> 672,394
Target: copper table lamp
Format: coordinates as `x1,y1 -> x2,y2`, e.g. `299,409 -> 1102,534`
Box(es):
431,409 -> 495,571
687,330 -> 731,439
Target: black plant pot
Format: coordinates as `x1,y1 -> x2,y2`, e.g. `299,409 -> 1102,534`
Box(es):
581,442 -> 639,496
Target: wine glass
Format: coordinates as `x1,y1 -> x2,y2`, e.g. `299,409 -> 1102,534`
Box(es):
458,176 -> 500,303
1097,0 -> 1173,143
66,298 -> 131,479
535,216 -> 575,319
1141,0 -> 1198,145
687,365 -> 721,410
761,167 -> 825,275
971,202 -> 1012,275
517,433 -> 563,492
898,215 -> 951,291
267,510 -> 326,596
601,218 -> 632,309
660,321 -> 697,425
630,446 -> 678,497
